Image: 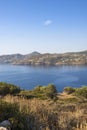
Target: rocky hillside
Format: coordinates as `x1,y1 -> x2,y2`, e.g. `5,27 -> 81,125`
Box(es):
0,50 -> 87,65
0,54 -> 24,64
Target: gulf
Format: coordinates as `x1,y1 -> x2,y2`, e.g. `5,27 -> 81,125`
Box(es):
0,64 -> 87,91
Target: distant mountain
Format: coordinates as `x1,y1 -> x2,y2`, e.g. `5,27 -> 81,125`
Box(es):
65,50 -> 87,54
0,50 -> 87,65
29,51 -> 41,56
0,54 -> 24,64
25,51 -> 41,57
78,50 -> 87,54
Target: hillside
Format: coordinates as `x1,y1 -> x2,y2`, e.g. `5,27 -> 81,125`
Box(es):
0,54 -> 24,64
0,50 -> 87,65
0,82 -> 87,130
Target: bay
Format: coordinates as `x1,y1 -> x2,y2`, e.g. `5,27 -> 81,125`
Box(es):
0,64 -> 87,91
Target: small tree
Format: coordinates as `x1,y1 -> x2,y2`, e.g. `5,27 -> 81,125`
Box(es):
45,84 -> 57,99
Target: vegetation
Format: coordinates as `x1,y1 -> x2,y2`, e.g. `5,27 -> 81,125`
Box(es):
64,86 -> 75,94
0,101 -> 28,130
64,86 -> 87,99
0,82 -> 87,130
74,86 -> 87,98
0,82 -> 20,96
20,84 -> 57,99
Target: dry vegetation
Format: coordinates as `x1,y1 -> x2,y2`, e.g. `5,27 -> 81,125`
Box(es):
2,93 -> 87,130
0,82 -> 87,130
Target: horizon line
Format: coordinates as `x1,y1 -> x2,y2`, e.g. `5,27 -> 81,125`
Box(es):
0,49 -> 87,56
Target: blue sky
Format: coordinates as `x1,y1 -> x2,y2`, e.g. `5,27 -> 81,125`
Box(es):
0,0 -> 87,54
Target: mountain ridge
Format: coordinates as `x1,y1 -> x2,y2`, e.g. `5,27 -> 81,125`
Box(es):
0,50 -> 87,65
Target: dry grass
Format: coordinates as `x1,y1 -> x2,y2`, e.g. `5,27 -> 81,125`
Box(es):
2,94 -> 87,130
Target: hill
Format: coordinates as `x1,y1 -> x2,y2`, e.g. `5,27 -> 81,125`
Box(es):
0,50 -> 87,65
0,82 -> 87,130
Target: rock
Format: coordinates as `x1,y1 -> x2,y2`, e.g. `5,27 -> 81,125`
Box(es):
0,120 -> 11,130
0,127 -> 8,130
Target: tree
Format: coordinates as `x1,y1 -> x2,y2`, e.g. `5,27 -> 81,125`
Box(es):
45,84 -> 57,99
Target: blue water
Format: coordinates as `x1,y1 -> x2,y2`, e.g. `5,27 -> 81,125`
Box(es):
0,64 -> 87,91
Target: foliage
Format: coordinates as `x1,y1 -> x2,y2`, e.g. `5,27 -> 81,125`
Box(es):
64,87 -> 75,94
0,82 -> 20,96
20,84 -> 57,99
62,97 -> 79,103
64,86 -> 87,99
20,90 -> 35,99
74,86 -> 87,98
45,84 -> 57,98
0,83 -> 87,130
0,101 -> 28,130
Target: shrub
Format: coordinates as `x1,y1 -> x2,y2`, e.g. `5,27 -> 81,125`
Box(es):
20,84 -> 57,99
74,86 -> 87,98
0,101 -> 28,130
0,82 -> 20,96
45,84 -> 57,99
64,87 -> 75,94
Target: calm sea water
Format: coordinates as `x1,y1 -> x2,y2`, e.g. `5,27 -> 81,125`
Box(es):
0,64 -> 87,92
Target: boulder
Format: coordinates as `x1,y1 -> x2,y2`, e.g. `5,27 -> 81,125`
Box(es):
0,127 -> 8,130
0,120 -> 11,130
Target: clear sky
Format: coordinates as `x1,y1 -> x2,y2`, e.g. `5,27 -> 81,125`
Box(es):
0,0 -> 87,54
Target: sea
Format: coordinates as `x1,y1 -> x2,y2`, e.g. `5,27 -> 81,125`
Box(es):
0,64 -> 87,92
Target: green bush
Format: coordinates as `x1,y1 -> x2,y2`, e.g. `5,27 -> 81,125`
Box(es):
0,82 -> 20,96
0,101 -> 23,125
0,101 -> 28,130
64,87 -> 75,94
20,84 -> 57,99
20,90 -> 35,99
74,86 -> 87,98
45,84 -> 57,99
